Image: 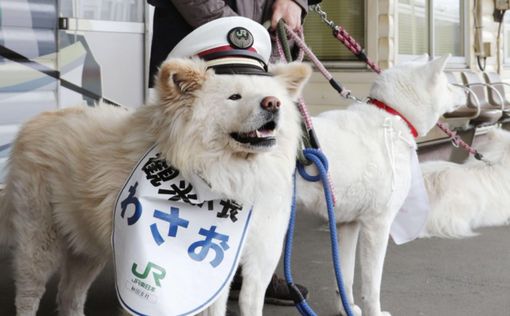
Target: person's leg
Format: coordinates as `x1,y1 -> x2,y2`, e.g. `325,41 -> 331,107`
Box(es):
230,267 -> 308,306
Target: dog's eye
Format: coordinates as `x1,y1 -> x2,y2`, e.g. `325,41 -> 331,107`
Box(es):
228,93 -> 242,100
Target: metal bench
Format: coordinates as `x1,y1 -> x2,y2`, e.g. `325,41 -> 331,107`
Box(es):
461,70 -> 504,127
483,71 -> 510,123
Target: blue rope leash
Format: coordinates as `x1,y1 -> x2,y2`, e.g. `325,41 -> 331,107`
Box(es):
284,148 -> 354,316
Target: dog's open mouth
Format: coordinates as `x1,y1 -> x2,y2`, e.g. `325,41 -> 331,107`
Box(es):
230,120 -> 277,148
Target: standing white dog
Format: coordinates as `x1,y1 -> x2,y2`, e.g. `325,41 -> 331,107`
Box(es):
297,55 -> 465,316
421,128 -> 510,238
0,58 -> 310,316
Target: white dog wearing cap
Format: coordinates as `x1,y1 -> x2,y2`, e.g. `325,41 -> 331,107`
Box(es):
0,17 -> 311,316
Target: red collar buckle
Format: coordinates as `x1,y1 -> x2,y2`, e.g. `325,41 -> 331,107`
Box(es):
368,99 -> 418,138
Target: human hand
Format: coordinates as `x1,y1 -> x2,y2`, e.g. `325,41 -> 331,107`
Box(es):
271,0 -> 303,31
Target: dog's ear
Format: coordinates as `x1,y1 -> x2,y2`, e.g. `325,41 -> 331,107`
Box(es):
270,62 -> 312,98
419,54 -> 449,82
155,58 -> 208,102
430,54 -> 450,74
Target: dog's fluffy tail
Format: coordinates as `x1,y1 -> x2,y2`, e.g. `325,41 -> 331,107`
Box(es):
0,185 -> 14,246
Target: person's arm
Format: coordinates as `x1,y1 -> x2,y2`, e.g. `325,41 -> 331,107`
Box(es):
171,0 -> 238,28
270,0 -> 308,31
291,0 -> 308,16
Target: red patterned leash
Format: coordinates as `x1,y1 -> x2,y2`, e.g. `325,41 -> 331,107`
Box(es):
275,22 -> 338,206
281,23 -> 359,102
311,4 -> 381,74
435,122 -> 492,164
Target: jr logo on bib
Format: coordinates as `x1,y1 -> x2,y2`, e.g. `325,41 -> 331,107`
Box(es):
113,146 -> 252,316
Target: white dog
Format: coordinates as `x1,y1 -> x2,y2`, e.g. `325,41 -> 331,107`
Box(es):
0,58 -> 311,316
420,128 -> 510,239
297,55 -> 465,316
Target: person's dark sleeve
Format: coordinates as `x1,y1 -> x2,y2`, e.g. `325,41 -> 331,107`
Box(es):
292,0 -> 308,19
170,0 -> 238,28
292,0 -> 308,14
306,0 -> 322,6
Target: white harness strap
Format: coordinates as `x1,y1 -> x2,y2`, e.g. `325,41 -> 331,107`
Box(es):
383,117 -> 398,193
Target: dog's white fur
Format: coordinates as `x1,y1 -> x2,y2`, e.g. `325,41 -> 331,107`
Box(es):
0,58 -> 311,316
420,128 -> 510,239
297,55 -> 465,316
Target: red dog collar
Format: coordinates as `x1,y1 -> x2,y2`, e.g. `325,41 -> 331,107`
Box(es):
368,99 -> 418,138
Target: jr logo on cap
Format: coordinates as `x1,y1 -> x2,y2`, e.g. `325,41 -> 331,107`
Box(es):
227,27 -> 254,49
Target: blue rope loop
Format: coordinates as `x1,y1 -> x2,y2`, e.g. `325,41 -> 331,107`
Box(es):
284,148 -> 354,316
296,148 -> 329,182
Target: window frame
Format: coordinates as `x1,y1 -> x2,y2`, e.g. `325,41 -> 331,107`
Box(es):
397,0 -> 469,68
503,15 -> 510,67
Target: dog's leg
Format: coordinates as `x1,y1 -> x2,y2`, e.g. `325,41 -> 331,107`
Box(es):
199,287 -> 229,316
237,262 -> 271,316
11,184 -> 61,316
238,198 -> 291,316
338,222 -> 362,316
358,218 -> 392,316
57,253 -> 106,316
13,228 -> 61,316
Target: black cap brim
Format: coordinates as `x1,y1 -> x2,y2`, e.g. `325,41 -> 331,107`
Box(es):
209,63 -> 272,76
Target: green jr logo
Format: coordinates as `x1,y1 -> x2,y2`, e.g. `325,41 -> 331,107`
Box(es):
235,29 -> 249,39
131,261 -> 166,287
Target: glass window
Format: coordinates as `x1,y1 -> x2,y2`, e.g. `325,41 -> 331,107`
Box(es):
506,29 -> 510,62
398,0 -> 464,59
504,14 -> 510,65
303,0 -> 365,61
398,0 -> 428,55
434,0 -> 462,56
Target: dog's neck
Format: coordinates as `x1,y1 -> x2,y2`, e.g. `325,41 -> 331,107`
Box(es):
368,98 -> 418,138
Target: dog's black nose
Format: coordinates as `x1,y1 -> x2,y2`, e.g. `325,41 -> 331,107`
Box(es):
260,96 -> 281,113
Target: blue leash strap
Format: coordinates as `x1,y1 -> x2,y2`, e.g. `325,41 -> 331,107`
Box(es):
284,148 -> 354,316
284,172 -> 318,316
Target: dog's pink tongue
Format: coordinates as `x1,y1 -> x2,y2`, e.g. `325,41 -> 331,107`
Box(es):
256,130 -> 274,138
244,129 -> 274,138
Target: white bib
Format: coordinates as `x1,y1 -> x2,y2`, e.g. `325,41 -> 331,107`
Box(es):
113,146 -> 252,316
390,150 -> 430,245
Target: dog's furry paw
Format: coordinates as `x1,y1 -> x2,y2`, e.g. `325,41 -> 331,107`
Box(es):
339,307 -> 392,316
339,304 -> 362,316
